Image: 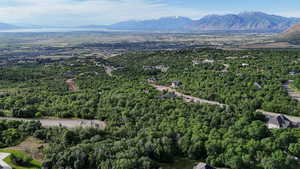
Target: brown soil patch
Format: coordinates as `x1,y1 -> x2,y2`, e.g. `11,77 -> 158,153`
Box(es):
8,137 -> 48,161
66,78 -> 79,91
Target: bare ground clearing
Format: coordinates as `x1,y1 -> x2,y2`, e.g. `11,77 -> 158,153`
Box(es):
66,78 -> 79,91
7,137 -> 47,161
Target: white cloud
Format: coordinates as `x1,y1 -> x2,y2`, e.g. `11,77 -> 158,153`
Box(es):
277,11 -> 300,18
0,0 -> 209,26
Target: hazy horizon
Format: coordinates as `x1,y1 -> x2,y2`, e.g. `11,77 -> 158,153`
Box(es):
0,0 -> 300,26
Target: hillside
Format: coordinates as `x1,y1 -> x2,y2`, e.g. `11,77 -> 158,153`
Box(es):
279,23 -> 300,44
87,12 -> 300,32
194,12 -> 300,32
0,23 -> 18,30
109,16 -> 194,31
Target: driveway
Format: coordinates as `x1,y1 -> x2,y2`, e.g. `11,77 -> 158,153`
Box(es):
0,153 -> 11,169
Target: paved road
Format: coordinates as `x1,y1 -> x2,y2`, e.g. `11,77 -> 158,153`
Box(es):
0,153 -> 12,169
283,80 -> 300,101
256,109 -> 300,123
151,84 -> 227,108
0,117 -> 106,129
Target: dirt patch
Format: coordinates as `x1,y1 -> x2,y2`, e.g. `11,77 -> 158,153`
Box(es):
66,78 -> 79,91
7,137 -> 47,161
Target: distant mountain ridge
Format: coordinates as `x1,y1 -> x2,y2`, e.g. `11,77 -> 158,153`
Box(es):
193,12 -> 300,31
278,23 -> 300,44
86,12 -> 300,32
108,16 -> 194,31
0,23 -> 18,30
1,11 -> 300,33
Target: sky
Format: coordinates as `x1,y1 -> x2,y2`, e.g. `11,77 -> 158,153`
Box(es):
0,0 -> 300,26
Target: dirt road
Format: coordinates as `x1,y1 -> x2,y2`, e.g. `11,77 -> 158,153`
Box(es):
0,117 -> 106,129
283,80 -> 300,101
151,84 -> 227,108
66,79 -> 79,91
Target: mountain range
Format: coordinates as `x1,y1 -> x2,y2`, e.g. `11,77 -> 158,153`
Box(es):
1,12 -> 300,33
84,12 -> 300,32
0,23 -> 18,30
279,23 -> 300,44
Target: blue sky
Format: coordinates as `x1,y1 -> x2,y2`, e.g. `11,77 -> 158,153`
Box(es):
0,0 -> 299,26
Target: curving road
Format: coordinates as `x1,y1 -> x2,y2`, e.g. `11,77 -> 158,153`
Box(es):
151,84 -> 227,108
256,109 -> 300,123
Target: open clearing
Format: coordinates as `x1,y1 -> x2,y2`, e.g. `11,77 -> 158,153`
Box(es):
66,79 -> 79,91
7,137 -> 47,162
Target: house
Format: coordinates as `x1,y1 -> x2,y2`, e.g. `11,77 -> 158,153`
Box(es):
193,162 -> 216,169
202,59 -> 215,64
155,65 -> 169,72
171,81 -> 182,88
143,66 -> 154,71
267,115 -> 293,129
241,63 -> 249,67
64,71 -> 80,77
192,60 -> 201,65
253,82 -> 262,89
116,67 -> 127,72
143,65 -> 169,72
147,77 -> 158,83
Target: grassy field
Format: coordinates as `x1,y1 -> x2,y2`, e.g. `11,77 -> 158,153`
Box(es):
0,149 -> 41,169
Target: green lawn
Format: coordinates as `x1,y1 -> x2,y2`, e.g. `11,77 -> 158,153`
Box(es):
0,149 -> 41,169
